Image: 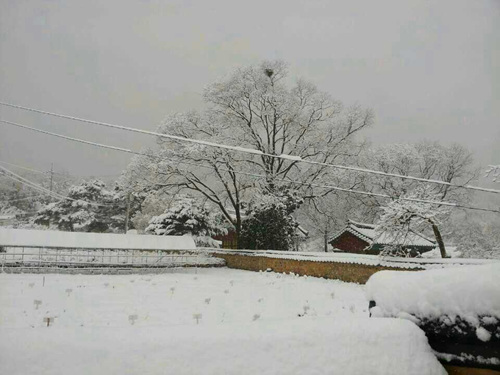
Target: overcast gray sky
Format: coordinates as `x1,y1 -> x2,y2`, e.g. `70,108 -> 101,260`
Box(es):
1,0 -> 499,180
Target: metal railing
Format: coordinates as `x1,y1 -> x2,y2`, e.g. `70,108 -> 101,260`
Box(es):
0,246 -> 223,272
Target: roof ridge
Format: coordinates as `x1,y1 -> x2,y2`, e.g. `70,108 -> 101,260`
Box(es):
348,219 -> 376,229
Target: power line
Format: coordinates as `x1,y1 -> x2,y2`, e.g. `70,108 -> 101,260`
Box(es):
0,195 -> 43,203
0,160 -> 49,175
0,166 -> 74,202
0,165 -> 112,207
2,118 -> 499,214
0,160 -> 118,179
1,171 -> 65,202
1,101 -> 499,195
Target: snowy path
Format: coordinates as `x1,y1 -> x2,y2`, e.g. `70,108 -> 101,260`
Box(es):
0,268 -> 445,374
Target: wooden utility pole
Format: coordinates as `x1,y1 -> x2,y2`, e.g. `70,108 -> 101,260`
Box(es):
49,163 -> 54,195
125,192 -> 131,233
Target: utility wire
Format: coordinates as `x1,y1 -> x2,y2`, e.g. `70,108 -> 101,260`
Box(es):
0,159 -> 117,179
0,195 -> 43,203
0,165 -> 112,207
1,101 -> 499,195
0,160 -> 48,175
0,167 -> 74,202
2,118 -> 499,214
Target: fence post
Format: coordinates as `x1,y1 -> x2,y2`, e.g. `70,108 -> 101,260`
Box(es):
39,247 -> 42,269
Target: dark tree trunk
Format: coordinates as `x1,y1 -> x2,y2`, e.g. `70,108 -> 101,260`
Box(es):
235,222 -> 242,249
430,221 -> 447,258
324,228 -> 328,253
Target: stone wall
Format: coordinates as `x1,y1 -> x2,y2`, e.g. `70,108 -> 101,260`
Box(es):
213,252 -> 415,284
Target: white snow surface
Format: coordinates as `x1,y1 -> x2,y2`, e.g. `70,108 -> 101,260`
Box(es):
421,246 -> 462,258
366,263 -> 500,322
0,228 -> 196,250
0,269 -> 445,375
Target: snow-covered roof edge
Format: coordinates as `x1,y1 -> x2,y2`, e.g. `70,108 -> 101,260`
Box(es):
0,228 -> 196,250
329,219 -> 435,248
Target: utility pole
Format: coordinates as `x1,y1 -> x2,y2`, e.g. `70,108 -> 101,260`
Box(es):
49,163 -> 54,196
125,192 -> 131,233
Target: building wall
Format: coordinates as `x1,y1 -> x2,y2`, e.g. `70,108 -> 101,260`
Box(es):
213,230 -> 238,249
330,232 -> 373,254
213,253 -> 416,284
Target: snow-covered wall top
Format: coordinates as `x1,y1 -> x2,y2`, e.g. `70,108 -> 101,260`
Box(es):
206,248 -> 499,270
365,264 -> 500,322
0,228 -> 196,250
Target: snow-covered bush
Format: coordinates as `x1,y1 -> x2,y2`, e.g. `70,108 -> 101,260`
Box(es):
34,180 -> 124,232
130,193 -> 173,232
366,264 -> 500,368
145,195 -> 226,246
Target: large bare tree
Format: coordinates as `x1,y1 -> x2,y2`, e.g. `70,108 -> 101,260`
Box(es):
124,60 -> 373,245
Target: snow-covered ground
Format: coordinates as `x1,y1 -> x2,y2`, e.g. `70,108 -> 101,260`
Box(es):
0,268 -> 446,374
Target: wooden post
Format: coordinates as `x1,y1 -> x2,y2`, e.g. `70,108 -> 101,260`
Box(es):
125,192 -> 131,233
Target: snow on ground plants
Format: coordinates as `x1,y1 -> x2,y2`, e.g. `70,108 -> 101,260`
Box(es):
0,268 -> 445,374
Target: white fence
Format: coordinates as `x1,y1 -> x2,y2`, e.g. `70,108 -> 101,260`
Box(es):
0,247 -> 224,270
0,229 -> 223,273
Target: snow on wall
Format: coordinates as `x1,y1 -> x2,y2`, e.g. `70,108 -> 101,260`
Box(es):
0,228 -> 196,250
206,248 -> 499,270
365,263 -> 500,322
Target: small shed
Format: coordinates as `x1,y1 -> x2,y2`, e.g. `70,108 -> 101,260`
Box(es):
329,220 -> 436,255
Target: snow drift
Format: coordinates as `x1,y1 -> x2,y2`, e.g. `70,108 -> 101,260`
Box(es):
0,318 -> 445,375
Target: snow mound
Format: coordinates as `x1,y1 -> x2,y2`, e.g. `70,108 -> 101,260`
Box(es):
0,318 -> 445,375
366,263 -> 500,322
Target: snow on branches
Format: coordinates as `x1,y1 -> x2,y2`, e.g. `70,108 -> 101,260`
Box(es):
124,60 -> 373,246
375,185 -> 450,258
34,180 -> 126,233
145,195 -> 226,247
485,165 -> 500,182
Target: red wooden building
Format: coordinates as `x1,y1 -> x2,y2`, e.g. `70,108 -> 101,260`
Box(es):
329,220 -> 436,255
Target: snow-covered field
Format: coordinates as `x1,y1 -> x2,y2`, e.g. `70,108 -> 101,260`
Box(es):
0,268 -> 445,374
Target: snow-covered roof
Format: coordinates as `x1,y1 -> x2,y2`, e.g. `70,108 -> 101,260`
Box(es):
329,220 -> 435,248
0,228 -> 196,250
